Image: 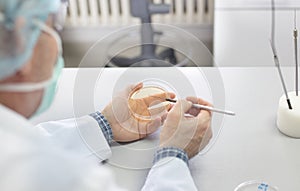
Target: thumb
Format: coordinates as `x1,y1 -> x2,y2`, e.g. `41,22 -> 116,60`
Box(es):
125,82 -> 143,96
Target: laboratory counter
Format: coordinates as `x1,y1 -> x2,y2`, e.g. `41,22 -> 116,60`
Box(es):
32,67 -> 300,191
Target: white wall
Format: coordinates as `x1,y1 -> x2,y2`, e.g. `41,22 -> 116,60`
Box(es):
214,0 -> 300,66
216,0 -> 300,9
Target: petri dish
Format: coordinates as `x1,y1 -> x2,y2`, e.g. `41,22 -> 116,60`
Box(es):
234,180 -> 279,191
128,85 -> 173,121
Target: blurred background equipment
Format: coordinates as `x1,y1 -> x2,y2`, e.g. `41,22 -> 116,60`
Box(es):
61,0 -> 214,67
110,0 -> 178,67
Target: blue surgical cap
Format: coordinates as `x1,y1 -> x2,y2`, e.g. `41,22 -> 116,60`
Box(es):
0,0 -> 60,80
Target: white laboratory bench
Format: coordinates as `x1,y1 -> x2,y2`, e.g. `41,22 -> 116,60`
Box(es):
32,67 -> 300,191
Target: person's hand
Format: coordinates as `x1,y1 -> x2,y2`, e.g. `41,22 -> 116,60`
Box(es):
102,83 -> 175,142
159,97 -> 213,159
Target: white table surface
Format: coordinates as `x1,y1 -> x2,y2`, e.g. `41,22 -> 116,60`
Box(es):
32,67 -> 300,191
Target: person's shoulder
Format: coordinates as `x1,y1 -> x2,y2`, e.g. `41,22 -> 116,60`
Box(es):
0,104 -> 37,135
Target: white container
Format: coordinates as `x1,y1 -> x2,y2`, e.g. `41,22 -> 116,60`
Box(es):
277,92 -> 300,138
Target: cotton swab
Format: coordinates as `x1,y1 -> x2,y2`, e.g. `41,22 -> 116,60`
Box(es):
165,98 -> 236,116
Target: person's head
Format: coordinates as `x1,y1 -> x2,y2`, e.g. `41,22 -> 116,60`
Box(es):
0,0 -> 67,118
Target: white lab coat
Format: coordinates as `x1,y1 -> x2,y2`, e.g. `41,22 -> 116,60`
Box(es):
0,104 -> 197,191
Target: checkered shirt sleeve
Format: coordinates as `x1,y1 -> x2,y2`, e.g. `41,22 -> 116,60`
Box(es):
153,147 -> 189,166
89,111 -> 114,145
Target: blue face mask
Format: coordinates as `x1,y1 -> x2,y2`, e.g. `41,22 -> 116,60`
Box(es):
32,56 -> 64,116
0,20 -> 64,118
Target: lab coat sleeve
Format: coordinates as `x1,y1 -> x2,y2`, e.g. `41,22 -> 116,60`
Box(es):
35,115 -> 112,162
73,164 -> 127,191
142,157 -> 198,191
0,128 -> 125,191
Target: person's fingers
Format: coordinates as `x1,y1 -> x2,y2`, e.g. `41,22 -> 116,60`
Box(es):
196,109 -> 212,127
149,104 -> 168,117
128,99 -> 150,118
168,92 -> 176,99
187,107 -> 200,117
139,117 -> 162,137
198,126 -> 213,152
161,111 -> 168,124
169,100 -> 193,117
198,108 -> 211,118
205,126 -> 213,140
167,103 -> 174,111
186,97 -> 201,117
186,96 -> 213,107
126,82 -> 143,96
186,97 -> 213,116
143,92 -> 176,107
148,117 -> 162,135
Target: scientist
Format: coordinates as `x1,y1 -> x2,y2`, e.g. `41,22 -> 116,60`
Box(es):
0,0 -> 212,190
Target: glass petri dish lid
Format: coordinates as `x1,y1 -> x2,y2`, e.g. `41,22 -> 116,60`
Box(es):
128,81 -> 174,121
234,180 -> 279,191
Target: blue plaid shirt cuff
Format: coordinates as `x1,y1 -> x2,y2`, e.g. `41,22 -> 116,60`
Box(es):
89,111 -> 114,145
153,147 -> 189,166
